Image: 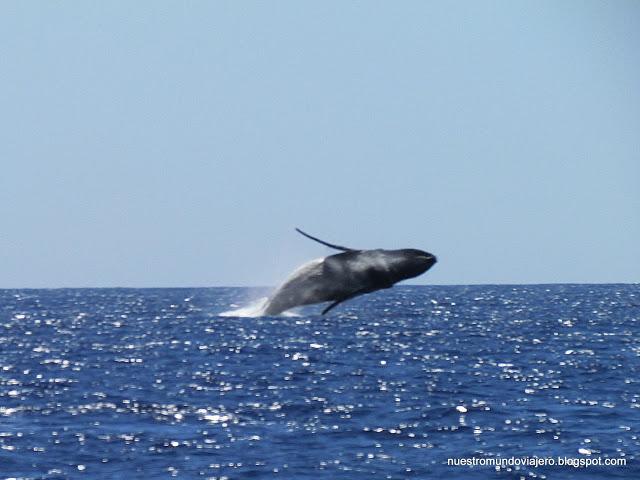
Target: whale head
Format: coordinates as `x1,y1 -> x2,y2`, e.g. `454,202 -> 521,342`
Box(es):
387,249 -> 437,282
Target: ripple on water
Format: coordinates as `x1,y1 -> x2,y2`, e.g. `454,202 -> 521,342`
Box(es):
0,285 -> 638,478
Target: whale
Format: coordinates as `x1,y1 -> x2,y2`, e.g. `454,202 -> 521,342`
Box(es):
263,229 -> 437,315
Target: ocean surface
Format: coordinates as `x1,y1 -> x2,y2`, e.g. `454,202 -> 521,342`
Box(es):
0,285 -> 638,479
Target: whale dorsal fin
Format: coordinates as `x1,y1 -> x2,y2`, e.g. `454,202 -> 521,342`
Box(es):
295,228 -> 356,252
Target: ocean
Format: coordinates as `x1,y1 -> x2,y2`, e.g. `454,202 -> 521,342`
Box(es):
0,284 -> 638,479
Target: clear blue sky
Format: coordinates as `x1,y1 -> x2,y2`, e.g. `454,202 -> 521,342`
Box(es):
1,1 -> 638,288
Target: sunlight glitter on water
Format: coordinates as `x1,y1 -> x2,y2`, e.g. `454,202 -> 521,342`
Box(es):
0,285 -> 638,479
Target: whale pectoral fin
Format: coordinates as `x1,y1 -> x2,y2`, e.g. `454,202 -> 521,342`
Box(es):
295,228 -> 356,252
321,289 -> 367,315
321,299 -> 348,315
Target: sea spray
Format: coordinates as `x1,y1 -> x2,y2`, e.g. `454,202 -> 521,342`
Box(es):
219,297 -> 300,317
219,297 -> 269,317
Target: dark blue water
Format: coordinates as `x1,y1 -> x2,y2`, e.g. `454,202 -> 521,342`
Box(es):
1,285 -> 638,479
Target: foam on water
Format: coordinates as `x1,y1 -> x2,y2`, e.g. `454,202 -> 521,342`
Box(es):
219,296 -> 270,317
219,296 -> 300,317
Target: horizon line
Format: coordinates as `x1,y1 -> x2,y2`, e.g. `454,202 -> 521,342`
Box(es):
1,281 -> 637,290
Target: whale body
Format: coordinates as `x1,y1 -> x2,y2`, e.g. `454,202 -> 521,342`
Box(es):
263,229 -> 437,315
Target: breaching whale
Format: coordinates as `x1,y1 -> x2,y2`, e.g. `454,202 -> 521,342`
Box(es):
263,229 -> 437,315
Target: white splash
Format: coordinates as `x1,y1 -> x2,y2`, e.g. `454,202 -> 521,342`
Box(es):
220,297 -> 269,317
219,297 -> 300,318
